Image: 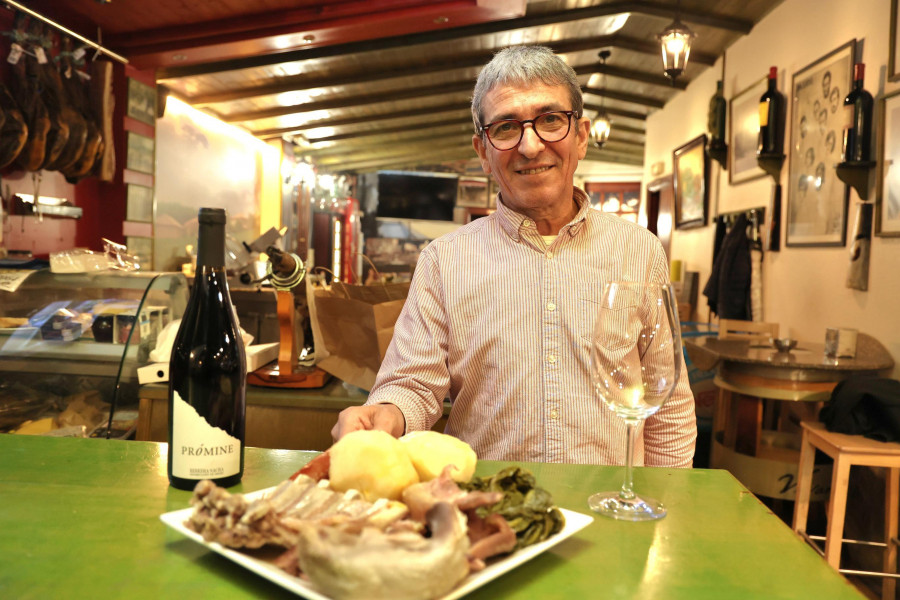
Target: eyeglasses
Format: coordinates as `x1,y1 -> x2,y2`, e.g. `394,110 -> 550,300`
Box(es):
480,110 -> 579,151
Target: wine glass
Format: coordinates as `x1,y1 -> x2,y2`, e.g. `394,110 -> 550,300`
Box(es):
588,281 -> 683,521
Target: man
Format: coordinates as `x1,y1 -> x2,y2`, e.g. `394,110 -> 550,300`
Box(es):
332,46 -> 696,466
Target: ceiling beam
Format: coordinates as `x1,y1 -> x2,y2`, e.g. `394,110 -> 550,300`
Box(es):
584,104 -> 647,122
582,87 -> 665,109
158,1 -> 749,79
186,32 -> 707,106
253,104 -> 473,138
574,62 -> 687,90
223,80 -> 473,123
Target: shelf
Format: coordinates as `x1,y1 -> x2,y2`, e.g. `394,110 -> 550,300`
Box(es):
835,160 -> 876,200
756,153 -> 786,181
708,141 -> 728,169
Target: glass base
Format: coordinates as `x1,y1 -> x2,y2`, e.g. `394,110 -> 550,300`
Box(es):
588,491 -> 667,521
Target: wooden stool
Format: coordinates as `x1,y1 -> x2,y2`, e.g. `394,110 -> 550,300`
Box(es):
793,421 -> 900,600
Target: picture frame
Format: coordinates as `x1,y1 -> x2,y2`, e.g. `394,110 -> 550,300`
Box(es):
673,134 -> 709,230
127,78 -> 157,125
126,132 -> 155,174
728,77 -> 768,185
786,40 -> 856,247
891,0 -> 900,82
876,89 -> 900,236
126,184 -> 154,223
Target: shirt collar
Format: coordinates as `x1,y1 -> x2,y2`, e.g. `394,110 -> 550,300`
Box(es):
494,187 -> 591,241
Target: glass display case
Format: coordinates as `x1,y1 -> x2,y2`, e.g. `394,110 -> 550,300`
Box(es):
0,270 -> 189,438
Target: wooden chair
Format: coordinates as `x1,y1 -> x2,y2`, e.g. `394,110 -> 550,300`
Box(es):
713,320 -> 780,455
793,421 -> 900,600
718,318 -> 779,343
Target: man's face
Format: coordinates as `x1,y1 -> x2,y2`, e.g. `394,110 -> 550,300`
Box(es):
472,82 -> 589,216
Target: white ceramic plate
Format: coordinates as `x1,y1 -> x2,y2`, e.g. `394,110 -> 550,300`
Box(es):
161,486 -> 593,600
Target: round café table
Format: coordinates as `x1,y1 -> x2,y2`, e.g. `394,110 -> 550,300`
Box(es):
684,333 -> 894,501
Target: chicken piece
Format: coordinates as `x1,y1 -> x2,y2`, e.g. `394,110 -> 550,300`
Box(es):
402,466 -> 503,522
185,475 -> 408,549
296,502 -> 470,600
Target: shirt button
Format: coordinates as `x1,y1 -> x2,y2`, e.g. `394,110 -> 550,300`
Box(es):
523,220 -> 532,228
546,301 -> 556,311
550,409 -> 559,420
546,354 -> 557,364
546,251 -> 554,259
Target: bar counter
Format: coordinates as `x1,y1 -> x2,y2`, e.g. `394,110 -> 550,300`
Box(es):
0,434 -> 865,599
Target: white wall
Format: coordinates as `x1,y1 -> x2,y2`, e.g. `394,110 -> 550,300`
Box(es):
644,0 -> 900,376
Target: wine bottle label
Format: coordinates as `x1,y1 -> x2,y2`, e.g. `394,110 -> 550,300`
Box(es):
759,100 -> 770,127
171,390 -> 241,480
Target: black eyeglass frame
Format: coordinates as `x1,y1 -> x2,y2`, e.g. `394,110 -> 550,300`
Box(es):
479,110 -> 581,151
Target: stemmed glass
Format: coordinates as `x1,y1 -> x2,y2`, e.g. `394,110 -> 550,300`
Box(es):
588,281 -> 683,521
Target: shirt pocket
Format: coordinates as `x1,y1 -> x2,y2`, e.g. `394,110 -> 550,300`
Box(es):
579,286 -> 640,352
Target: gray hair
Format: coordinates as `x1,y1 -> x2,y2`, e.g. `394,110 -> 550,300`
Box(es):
471,45 -> 583,132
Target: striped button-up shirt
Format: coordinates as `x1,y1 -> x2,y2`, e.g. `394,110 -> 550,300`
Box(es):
366,188 -> 696,466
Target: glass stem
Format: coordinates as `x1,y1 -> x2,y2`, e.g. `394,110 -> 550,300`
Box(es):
620,420 -> 637,500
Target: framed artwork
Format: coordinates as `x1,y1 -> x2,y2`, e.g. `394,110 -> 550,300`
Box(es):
126,184 -> 154,222
126,132 -> 155,174
673,134 -> 708,230
786,40 -> 856,247
891,0 -> 900,82
127,78 -> 157,125
456,177 -> 489,208
876,89 -> 900,236
728,77 -> 768,185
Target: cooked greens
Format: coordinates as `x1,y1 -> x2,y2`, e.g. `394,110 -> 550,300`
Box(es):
462,466 -> 565,550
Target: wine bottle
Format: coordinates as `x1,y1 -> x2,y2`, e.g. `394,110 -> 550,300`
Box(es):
841,63 -> 874,163
168,207 -> 246,490
708,80 -> 727,150
757,66 -> 785,156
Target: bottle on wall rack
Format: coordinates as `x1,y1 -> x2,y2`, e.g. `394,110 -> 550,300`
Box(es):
757,66 -> 786,156
168,207 -> 247,491
841,63 -> 874,164
708,80 -> 727,150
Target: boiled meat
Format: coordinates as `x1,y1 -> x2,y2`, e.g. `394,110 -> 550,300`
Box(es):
296,502 -> 470,600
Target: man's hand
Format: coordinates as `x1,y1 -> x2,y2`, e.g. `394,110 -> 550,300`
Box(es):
331,403 -> 405,441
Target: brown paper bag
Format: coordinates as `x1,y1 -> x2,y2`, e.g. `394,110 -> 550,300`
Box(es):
307,273 -> 409,391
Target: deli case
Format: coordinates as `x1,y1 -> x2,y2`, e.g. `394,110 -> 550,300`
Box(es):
0,269 -> 189,438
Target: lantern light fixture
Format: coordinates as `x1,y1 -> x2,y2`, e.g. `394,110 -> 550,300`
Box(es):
658,0 -> 694,84
591,50 -> 612,150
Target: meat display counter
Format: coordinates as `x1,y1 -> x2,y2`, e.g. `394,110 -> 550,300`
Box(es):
0,269 -> 189,438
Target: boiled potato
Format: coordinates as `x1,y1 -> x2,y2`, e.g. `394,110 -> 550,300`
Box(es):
400,431 -> 477,483
329,430 -> 419,501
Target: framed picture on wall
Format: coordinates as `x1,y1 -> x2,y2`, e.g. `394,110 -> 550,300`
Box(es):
127,78 -> 157,125
891,0 -> 900,82
877,89 -> 900,236
126,184 -> 153,222
673,134 -> 708,230
126,132 -> 155,174
728,77 -> 767,185
786,39 -> 856,247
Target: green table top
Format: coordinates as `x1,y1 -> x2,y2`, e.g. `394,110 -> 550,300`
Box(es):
0,435 -> 863,600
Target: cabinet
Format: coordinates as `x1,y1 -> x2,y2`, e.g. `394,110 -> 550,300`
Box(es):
0,270 -> 189,437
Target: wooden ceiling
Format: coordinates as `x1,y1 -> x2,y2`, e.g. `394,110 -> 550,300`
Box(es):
21,0 -> 785,174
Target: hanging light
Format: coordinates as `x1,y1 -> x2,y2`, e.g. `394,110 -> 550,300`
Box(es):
591,50 -> 612,150
658,0 -> 695,84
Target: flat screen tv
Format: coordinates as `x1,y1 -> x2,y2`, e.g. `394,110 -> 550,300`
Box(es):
376,171 -> 458,221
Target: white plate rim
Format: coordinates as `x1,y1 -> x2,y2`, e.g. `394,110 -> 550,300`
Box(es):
160,486 -> 593,600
